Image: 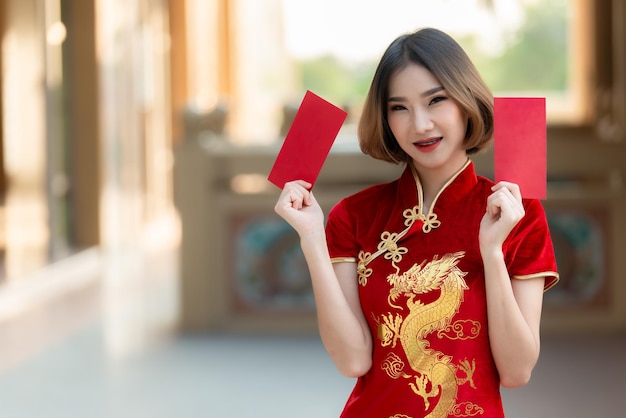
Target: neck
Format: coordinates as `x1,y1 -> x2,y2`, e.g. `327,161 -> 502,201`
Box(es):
413,158 -> 469,211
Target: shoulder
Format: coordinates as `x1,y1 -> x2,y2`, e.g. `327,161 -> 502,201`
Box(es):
508,197 -> 551,242
521,198 -> 550,229
331,179 -> 399,214
326,179 -> 399,233
522,197 -> 546,212
476,174 -> 495,193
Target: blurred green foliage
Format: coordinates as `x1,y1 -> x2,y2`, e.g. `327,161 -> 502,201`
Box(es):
296,56 -> 376,109
294,0 -> 568,106
462,0 -> 568,92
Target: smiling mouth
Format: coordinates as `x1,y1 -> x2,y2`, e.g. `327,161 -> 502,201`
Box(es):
414,137 -> 442,147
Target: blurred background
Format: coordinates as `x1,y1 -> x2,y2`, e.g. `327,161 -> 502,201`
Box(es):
0,0 -> 623,417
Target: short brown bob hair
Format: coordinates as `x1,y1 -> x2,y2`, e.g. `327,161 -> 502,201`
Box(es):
358,28 -> 494,164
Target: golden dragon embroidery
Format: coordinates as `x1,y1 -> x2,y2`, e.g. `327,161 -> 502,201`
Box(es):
381,251 -> 478,418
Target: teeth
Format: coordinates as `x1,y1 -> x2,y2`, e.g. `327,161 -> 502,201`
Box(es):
416,138 -> 440,146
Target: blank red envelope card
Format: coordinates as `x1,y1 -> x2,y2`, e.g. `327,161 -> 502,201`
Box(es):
268,90 -> 348,189
494,97 -> 547,200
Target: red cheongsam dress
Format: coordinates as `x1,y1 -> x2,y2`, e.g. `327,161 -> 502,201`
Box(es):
325,160 -> 559,418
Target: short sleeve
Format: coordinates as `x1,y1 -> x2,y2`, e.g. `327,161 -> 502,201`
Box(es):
325,199 -> 359,263
503,199 -> 560,291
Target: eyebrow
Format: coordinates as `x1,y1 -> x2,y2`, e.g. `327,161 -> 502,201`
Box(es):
387,86 -> 445,102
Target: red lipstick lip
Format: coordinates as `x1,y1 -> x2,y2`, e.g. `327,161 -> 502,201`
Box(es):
413,137 -> 442,147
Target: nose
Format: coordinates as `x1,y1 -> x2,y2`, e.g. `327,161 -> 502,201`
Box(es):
413,109 -> 434,133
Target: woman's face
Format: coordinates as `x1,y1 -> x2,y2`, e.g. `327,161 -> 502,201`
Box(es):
386,63 -> 468,178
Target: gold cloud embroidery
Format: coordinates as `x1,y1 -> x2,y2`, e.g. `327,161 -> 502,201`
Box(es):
437,320 -> 481,340
451,401 -> 484,417
382,353 -> 411,379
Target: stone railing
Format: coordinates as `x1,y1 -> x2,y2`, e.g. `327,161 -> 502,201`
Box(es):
174,107 -> 625,334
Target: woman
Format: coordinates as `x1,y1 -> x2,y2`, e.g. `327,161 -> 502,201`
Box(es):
275,28 -> 559,418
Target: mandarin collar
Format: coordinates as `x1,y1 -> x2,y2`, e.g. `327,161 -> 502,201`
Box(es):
396,159 -> 478,216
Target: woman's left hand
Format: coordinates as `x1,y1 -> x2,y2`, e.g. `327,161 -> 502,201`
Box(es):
479,181 -> 525,254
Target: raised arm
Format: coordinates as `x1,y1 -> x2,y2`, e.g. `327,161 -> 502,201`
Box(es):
275,181 -> 372,377
479,181 -> 546,388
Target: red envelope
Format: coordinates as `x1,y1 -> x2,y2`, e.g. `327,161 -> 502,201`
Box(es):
268,91 -> 348,189
494,97 -> 547,200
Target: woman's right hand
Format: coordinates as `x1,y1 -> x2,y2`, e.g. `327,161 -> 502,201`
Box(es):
274,180 -> 325,237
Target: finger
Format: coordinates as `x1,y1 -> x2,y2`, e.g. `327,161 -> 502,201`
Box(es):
491,184 -> 523,209
276,188 -> 300,213
485,197 -> 501,218
280,181 -> 314,211
289,189 -> 305,210
303,190 -> 314,207
285,180 -> 312,191
487,189 -> 525,223
492,181 -> 522,202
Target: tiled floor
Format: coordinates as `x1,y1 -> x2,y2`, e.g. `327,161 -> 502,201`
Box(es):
0,243 -> 624,418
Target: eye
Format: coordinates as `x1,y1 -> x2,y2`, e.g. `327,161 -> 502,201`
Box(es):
388,104 -> 407,112
429,96 -> 447,105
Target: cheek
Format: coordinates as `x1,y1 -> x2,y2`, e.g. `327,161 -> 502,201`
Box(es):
386,114 -> 404,136
447,108 -> 468,137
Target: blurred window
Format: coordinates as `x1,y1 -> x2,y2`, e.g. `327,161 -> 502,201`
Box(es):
281,0 -> 588,128
202,0 -> 593,143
